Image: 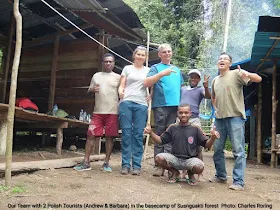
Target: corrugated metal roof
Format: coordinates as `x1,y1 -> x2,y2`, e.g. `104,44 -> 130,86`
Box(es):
0,0 -> 88,40
227,16 -> 280,109
57,0 -> 144,40
0,0 -> 144,43
100,0 -> 144,28
250,16 -> 280,72
53,0 -> 106,13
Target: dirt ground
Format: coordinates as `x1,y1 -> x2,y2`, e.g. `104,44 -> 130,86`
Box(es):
0,146 -> 280,210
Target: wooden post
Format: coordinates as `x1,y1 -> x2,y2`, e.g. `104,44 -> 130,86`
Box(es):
56,128 -> 63,156
257,84 -> 262,163
270,62 -> 278,168
48,35 -> 60,111
5,0 -> 22,187
98,29 -> 105,71
94,138 -> 101,155
1,14 -> 15,103
249,106 -> 256,160
56,122 -> 68,156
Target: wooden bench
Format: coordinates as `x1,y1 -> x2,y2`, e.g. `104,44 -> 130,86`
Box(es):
262,148 -> 280,166
0,103 -> 89,156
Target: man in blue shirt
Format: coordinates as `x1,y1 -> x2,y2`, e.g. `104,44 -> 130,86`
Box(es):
144,43 -> 184,176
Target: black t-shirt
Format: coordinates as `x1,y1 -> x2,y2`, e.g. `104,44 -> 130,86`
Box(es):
160,124 -> 208,159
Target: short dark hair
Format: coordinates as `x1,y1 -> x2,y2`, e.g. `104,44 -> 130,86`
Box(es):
102,53 -> 115,61
220,52 -> 232,62
179,104 -> 191,109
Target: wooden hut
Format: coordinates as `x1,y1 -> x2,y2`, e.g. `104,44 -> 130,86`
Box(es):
0,0 -> 145,155
238,16 -> 280,167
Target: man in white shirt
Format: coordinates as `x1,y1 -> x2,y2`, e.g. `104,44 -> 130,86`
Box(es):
74,53 -> 120,172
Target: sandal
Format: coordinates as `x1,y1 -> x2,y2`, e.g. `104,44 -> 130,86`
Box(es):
167,177 -> 180,183
186,178 -> 198,186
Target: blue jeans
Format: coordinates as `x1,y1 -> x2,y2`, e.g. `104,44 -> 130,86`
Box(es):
213,117 -> 246,186
119,101 -> 148,169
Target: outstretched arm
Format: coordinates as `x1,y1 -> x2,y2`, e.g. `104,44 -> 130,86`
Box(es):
144,125 -> 162,144
144,67 -> 177,87
205,126 -> 220,148
237,65 -> 262,83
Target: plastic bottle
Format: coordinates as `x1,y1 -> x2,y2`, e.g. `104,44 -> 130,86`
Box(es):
53,104 -> 58,116
79,109 -> 84,121
83,111 -> 87,122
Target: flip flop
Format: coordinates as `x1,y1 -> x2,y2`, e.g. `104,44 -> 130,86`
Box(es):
186,178 -> 198,186
167,177 -> 180,183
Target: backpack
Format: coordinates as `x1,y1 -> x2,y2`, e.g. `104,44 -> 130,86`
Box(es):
55,109 -> 69,118
16,97 -> 39,112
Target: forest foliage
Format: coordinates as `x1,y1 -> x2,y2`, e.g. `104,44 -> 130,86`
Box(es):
125,0 -> 280,75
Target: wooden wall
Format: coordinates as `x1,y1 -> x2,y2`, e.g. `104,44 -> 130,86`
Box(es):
260,75 -> 280,141
14,38 -> 100,117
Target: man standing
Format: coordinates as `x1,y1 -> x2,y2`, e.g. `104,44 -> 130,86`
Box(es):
74,53 -> 120,172
180,69 -> 211,181
144,43 -> 184,176
210,52 -> 262,190
144,104 -> 220,185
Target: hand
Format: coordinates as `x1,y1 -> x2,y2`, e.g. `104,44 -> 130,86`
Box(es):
160,66 -> 177,77
118,89 -> 124,99
93,85 -> 100,93
211,126 -> 220,139
237,65 -> 249,79
144,124 -> 152,134
146,94 -> 151,102
203,74 -> 210,88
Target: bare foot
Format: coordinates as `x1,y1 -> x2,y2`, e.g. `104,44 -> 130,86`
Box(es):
168,171 -> 180,182
180,170 -> 187,179
153,167 -> 164,177
197,174 -> 206,182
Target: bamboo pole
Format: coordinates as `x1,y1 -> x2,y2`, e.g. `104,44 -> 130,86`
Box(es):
5,0 -> 22,187
143,31 -> 151,161
270,62 -> 278,168
257,84 -> 262,163
222,0 -> 232,52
